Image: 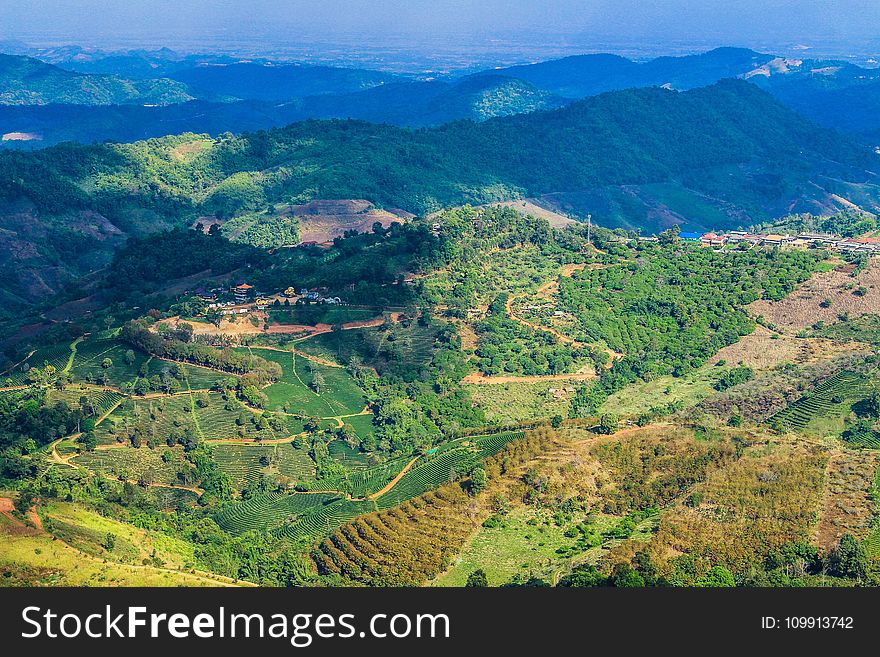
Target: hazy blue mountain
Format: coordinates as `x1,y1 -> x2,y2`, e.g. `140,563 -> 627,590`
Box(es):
0,75 -> 565,146
169,62 -> 401,101
478,47 -> 775,96
0,53 -> 194,106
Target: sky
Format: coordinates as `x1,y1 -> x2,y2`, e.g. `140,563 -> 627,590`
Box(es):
2,0 -> 879,59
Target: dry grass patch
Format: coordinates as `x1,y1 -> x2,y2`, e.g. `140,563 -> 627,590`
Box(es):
814,450 -> 878,550
634,445 -> 827,574
707,326 -> 866,371
749,260 -> 880,333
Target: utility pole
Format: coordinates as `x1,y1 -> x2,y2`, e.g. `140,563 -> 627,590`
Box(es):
586,214 -> 592,245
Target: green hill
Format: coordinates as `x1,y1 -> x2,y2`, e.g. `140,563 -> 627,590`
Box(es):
0,79 -> 877,307
0,53 -> 194,106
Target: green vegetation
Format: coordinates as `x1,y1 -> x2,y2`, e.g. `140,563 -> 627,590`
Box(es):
768,371 -> 875,432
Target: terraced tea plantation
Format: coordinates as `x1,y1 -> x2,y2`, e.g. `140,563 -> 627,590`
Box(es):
214,491 -> 341,535
243,347 -> 367,417
213,443 -> 315,489
2,342 -> 75,384
95,392 -> 296,445
768,371 -> 876,431
274,431 -> 525,544
72,446 -> 195,486
70,337 -> 150,387
46,386 -> 124,419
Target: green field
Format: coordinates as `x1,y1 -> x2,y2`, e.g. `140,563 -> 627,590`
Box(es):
69,337 -> 150,387
599,365 -> 726,417
214,491 -> 341,535
1,342 -> 75,384
268,306 -> 380,327
465,381 -> 572,425
212,443 -> 316,489
244,347 -> 367,417
72,446 -> 195,486
294,320 -> 438,377
46,386 -> 124,419
768,371 -> 876,434
95,392 -> 298,445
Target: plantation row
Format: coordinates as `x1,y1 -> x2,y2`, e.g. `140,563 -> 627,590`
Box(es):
214,491 -> 339,534
212,443 -> 315,489
72,446 -> 194,486
48,387 -> 124,419
274,431 -> 524,543
768,371 -> 874,430
3,342 -> 74,384
312,485 -> 475,586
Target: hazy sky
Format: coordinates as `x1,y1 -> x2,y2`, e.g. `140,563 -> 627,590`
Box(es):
3,0 -> 879,55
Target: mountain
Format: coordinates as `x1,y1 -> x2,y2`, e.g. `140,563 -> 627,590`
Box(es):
0,79 -> 877,307
479,47 -> 775,96
0,54 -> 194,106
0,76 -> 566,146
168,62 -> 400,101
744,58 -> 880,142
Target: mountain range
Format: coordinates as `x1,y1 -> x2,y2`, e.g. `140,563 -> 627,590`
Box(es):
3,46 -> 880,147
1,78 -> 877,310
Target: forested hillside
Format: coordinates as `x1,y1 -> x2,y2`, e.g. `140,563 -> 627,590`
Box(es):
0,54 -> 194,106
0,79 -> 877,307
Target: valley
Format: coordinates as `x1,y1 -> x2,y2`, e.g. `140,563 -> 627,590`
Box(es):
4,34 -> 880,590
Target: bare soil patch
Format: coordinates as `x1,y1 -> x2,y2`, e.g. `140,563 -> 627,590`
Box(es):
289,200 -> 412,243
749,261 -> 880,332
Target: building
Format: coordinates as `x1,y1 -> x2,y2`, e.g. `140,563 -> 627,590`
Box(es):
679,231 -> 703,241
232,283 -> 253,303
762,234 -> 795,247
283,286 -> 297,297
699,232 -> 728,247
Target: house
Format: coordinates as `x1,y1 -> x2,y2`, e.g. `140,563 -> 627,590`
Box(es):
762,234 -> 795,247
321,296 -> 342,305
839,237 -> 880,254
727,232 -> 763,246
232,283 -> 253,303
699,232 -> 728,247
283,286 -> 297,297
254,297 -> 271,309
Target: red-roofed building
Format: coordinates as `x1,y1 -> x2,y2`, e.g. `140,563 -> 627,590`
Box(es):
232,283 -> 253,303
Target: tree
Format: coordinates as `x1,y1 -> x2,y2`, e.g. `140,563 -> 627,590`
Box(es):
465,569 -> 488,587
14,488 -> 36,515
101,357 -> 113,369
596,413 -> 619,435
695,565 -> 736,587
311,372 -> 325,393
80,431 -> 97,451
657,224 -> 681,246
865,390 -> 880,419
611,564 -> 645,587
551,414 -> 563,428
558,564 -> 607,587
827,533 -> 868,580
468,467 -> 487,495
102,533 -> 116,552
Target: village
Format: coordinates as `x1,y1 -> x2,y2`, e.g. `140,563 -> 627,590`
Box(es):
683,229 -> 880,254
189,282 -> 345,320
